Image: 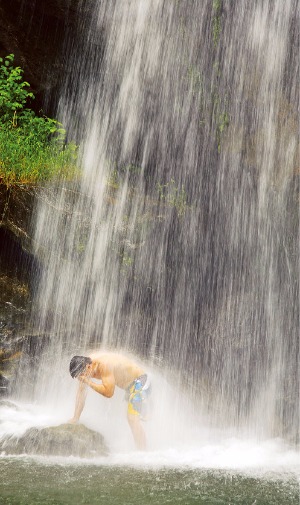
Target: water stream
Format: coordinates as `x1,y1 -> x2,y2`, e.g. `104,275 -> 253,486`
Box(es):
1,1 -> 299,502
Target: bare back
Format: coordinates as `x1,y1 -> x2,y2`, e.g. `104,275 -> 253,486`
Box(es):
89,352 -> 145,389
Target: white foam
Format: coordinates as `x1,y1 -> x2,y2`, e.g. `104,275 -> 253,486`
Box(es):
1,400 -> 298,477
0,401 -> 65,438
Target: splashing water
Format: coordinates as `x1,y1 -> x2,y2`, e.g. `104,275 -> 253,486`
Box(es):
8,0 -> 299,469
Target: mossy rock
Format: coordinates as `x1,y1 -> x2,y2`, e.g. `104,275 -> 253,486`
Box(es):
0,423 -> 108,458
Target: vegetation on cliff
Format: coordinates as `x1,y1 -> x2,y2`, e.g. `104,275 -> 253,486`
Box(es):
0,54 -> 78,185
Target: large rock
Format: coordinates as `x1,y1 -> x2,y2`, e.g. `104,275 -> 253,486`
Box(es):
0,423 -> 108,458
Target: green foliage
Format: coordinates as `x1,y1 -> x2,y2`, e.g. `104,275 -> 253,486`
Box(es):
0,127 -> 78,185
107,168 -> 120,189
157,179 -> 188,216
187,66 -> 203,97
186,65 -> 206,128
216,111 -> 229,152
212,92 -> 229,152
212,0 -> 222,47
0,54 -> 34,123
185,65 -> 229,153
121,252 -> 133,268
210,3 -> 230,154
106,162 -> 142,190
0,54 -> 78,185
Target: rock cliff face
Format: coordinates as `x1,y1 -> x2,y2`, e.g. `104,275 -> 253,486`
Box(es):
0,1 -> 84,393
0,183 -> 69,396
0,186 -> 36,396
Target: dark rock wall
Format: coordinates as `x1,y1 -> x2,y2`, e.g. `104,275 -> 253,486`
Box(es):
0,0 -> 86,113
0,187 -> 35,395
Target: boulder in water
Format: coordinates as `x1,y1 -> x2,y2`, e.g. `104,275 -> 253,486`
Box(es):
0,423 -> 108,458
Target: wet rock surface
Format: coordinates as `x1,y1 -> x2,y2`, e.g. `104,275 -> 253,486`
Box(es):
0,185 -> 37,255
0,219 -> 33,395
0,202 -> 46,396
0,276 -> 31,396
0,423 -> 109,458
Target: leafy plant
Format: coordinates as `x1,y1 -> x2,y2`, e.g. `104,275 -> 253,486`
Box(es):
0,54 -> 34,123
0,54 -> 79,185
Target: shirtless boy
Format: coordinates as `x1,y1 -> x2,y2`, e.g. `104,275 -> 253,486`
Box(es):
68,352 -> 151,450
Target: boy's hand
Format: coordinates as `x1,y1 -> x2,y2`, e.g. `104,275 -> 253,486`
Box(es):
67,417 -> 78,424
78,374 -> 88,384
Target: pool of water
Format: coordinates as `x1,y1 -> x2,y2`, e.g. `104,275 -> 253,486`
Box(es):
0,457 -> 299,505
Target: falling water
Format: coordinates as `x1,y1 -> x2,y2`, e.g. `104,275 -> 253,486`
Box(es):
13,0 -> 299,451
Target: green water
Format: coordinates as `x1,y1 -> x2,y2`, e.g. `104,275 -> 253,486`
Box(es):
0,459 -> 299,505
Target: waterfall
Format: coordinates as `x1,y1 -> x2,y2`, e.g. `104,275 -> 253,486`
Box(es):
16,0 -> 298,444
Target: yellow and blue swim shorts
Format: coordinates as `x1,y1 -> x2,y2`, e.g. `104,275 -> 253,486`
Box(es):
126,374 -> 151,418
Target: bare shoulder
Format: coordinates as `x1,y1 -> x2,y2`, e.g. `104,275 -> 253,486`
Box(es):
88,350 -> 145,388
89,351 -> 105,361
89,351 -> 133,366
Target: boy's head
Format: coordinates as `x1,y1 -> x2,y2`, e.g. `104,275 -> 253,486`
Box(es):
69,355 -> 92,378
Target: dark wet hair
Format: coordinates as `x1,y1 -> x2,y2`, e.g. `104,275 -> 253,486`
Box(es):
69,356 -> 92,378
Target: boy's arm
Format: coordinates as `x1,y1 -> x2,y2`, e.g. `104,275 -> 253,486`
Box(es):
68,380 -> 88,423
80,369 -> 115,398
